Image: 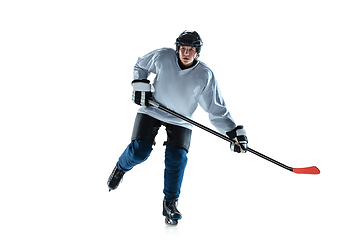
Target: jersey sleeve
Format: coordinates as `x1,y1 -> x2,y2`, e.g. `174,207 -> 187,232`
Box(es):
198,72 -> 237,135
133,49 -> 162,80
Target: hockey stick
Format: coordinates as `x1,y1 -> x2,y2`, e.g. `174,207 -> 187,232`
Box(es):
148,100 -> 320,175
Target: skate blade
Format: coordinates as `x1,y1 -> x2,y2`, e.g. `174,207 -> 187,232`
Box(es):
165,218 -> 179,226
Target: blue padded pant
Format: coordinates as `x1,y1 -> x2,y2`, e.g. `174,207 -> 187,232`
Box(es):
117,140 -> 188,201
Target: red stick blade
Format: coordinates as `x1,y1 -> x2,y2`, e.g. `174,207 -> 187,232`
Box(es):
292,166 -> 320,175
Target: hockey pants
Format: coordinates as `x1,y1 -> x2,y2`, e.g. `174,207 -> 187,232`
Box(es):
116,113 -> 191,201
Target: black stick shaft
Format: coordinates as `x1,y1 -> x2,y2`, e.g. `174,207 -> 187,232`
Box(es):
246,148 -> 293,172
148,100 -> 293,172
149,100 -> 231,143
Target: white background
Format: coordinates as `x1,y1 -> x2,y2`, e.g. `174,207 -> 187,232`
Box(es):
1,0 -> 359,239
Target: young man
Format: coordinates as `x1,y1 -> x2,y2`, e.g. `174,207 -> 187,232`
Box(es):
108,31 -> 248,225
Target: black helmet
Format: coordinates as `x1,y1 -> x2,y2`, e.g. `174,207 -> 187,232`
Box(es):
175,30 -> 203,54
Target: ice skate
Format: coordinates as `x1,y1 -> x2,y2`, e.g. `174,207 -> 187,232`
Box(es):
163,199 -> 182,226
107,166 -> 125,192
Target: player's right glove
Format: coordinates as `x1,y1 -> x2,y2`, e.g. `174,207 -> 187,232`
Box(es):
226,125 -> 248,153
131,79 -> 153,107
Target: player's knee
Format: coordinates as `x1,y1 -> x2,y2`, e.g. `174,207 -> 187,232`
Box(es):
165,145 -> 188,165
130,140 -> 153,161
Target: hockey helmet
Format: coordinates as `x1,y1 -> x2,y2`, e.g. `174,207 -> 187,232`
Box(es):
175,30 -> 203,54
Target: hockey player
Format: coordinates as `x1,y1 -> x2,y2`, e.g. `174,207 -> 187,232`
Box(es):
107,30 -> 248,225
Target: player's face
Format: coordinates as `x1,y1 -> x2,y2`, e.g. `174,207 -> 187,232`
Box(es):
178,46 -> 198,67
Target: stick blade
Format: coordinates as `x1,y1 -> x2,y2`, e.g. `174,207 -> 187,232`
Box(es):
292,166 -> 320,175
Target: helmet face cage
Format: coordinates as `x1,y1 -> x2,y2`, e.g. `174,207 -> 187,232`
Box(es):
175,31 -> 203,55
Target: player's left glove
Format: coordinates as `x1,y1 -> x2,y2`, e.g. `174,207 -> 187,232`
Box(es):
226,125 -> 248,153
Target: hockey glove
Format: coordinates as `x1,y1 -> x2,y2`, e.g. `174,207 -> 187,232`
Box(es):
226,125 -> 248,153
131,79 -> 153,107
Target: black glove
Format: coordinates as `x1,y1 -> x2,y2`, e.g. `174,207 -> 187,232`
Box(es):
226,125 -> 248,153
131,79 -> 152,106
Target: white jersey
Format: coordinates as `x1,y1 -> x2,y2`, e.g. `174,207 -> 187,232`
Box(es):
134,48 -> 236,135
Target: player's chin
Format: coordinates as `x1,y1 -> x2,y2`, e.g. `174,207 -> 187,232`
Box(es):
181,59 -> 192,66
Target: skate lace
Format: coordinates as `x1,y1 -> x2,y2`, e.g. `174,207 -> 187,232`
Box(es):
167,200 -> 178,212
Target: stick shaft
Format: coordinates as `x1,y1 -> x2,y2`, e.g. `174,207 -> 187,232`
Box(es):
149,100 -> 232,143
149,100 -> 294,172
246,148 -> 293,172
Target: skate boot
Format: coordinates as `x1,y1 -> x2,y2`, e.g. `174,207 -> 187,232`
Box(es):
163,198 -> 182,226
107,166 -> 125,192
